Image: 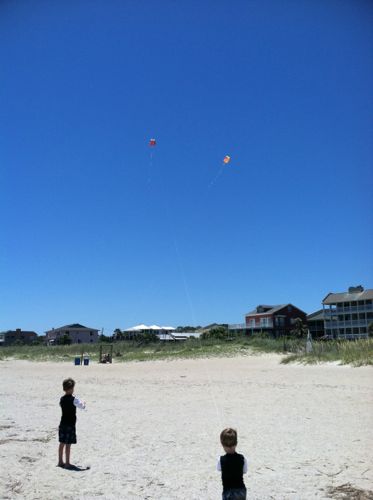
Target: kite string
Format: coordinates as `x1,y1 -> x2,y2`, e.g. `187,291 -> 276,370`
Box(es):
155,154 -> 224,430
148,150 -> 153,184
173,239 -> 223,430
208,164 -> 224,189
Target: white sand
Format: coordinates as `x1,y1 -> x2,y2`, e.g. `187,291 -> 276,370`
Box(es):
0,355 -> 372,499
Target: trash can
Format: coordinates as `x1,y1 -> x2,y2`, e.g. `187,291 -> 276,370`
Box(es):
74,357 -> 81,366
83,357 -> 89,366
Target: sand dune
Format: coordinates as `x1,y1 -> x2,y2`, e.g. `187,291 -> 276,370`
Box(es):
0,355 -> 372,499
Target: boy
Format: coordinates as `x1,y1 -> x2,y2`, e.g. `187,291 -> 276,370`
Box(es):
58,378 -> 84,469
217,428 -> 248,500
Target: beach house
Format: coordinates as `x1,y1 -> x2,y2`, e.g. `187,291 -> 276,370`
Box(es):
45,324 -> 99,344
229,304 -> 307,337
0,329 -> 38,346
322,285 -> 372,339
118,324 -> 198,341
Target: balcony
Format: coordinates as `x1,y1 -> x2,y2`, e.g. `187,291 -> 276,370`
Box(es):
325,319 -> 368,329
228,323 -> 249,330
229,320 -> 274,330
323,333 -> 368,340
324,304 -> 373,314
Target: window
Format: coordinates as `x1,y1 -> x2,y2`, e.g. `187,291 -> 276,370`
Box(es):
260,317 -> 270,327
366,300 -> 372,305
360,327 -> 367,333
352,314 -> 358,320
346,328 -> 352,334
353,328 -> 359,334
90,332 -> 93,336
247,319 -> 255,328
344,314 -> 351,321
359,313 -> 365,320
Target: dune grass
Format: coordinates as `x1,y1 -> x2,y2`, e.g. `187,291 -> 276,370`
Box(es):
281,338 -> 373,367
0,337 -> 372,366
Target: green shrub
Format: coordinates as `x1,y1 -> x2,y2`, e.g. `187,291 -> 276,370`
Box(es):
201,327 -> 228,340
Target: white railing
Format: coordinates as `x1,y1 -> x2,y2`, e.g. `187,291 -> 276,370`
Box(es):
228,323 -> 248,330
325,319 -> 369,329
324,304 -> 373,314
323,333 -> 368,340
229,321 -> 274,330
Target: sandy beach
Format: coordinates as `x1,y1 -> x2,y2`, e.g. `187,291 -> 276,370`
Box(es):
0,355 -> 372,499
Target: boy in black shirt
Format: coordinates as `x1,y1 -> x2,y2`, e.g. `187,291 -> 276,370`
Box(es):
58,378 -> 84,468
217,428 -> 248,500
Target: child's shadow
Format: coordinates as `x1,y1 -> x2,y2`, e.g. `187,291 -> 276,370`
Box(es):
64,464 -> 90,472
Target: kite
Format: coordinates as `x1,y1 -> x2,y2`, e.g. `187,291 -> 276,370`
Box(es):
149,138 -> 156,147
223,155 -> 231,164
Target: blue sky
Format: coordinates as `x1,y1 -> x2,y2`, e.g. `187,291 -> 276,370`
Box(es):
1,1 -> 372,334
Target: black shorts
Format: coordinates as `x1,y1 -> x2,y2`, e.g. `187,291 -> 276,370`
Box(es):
223,488 -> 247,500
58,424 -> 77,444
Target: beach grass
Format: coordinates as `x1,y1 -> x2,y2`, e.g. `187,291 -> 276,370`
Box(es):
0,336 -> 372,366
281,338 -> 373,367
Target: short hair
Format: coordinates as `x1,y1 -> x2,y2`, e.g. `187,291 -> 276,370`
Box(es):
220,428 -> 237,447
62,378 -> 75,391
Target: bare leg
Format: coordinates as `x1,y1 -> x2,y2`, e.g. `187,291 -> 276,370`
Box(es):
65,444 -> 71,466
58,443 -> 65,466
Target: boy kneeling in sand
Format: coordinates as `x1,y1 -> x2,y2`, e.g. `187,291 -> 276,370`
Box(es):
58,378 -> 85,469
217,428 -> 248,500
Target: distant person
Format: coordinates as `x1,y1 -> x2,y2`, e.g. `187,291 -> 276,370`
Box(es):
58,378 -> 85,469
217,428 -> 248,500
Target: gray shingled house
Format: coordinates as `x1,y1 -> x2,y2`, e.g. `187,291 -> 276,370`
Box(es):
322,285 -> 373,339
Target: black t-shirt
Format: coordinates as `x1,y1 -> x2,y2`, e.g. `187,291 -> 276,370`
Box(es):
220,452 -> 246,491
60,394 -> 76,426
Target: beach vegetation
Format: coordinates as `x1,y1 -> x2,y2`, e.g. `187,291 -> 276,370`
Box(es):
290,318 -> 308,338
0,335 -> 372,366
368,322 -> 373,337
281,338 -> 373,367
200,326 -> 229,340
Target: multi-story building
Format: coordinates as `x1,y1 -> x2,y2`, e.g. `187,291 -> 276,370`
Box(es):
0,329 -> 38,346
229,304 -> 307,337
322,286 -> 373,339
46,323 -> 99,345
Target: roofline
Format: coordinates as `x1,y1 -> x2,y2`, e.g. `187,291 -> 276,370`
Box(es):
245,303 -> 307,317
322,292 -> 333,303
45,325 -> 100,334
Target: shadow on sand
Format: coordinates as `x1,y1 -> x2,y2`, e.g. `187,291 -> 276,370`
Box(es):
57,464 -> 90,472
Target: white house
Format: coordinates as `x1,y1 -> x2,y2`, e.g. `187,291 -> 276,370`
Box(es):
121,324 -> 200,341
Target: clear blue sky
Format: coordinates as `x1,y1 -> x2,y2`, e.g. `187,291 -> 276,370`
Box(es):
1,1 -> 372,334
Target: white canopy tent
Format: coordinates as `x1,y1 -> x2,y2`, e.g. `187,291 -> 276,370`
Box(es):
124,324 -> 149,332
124,324 -> 176,332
